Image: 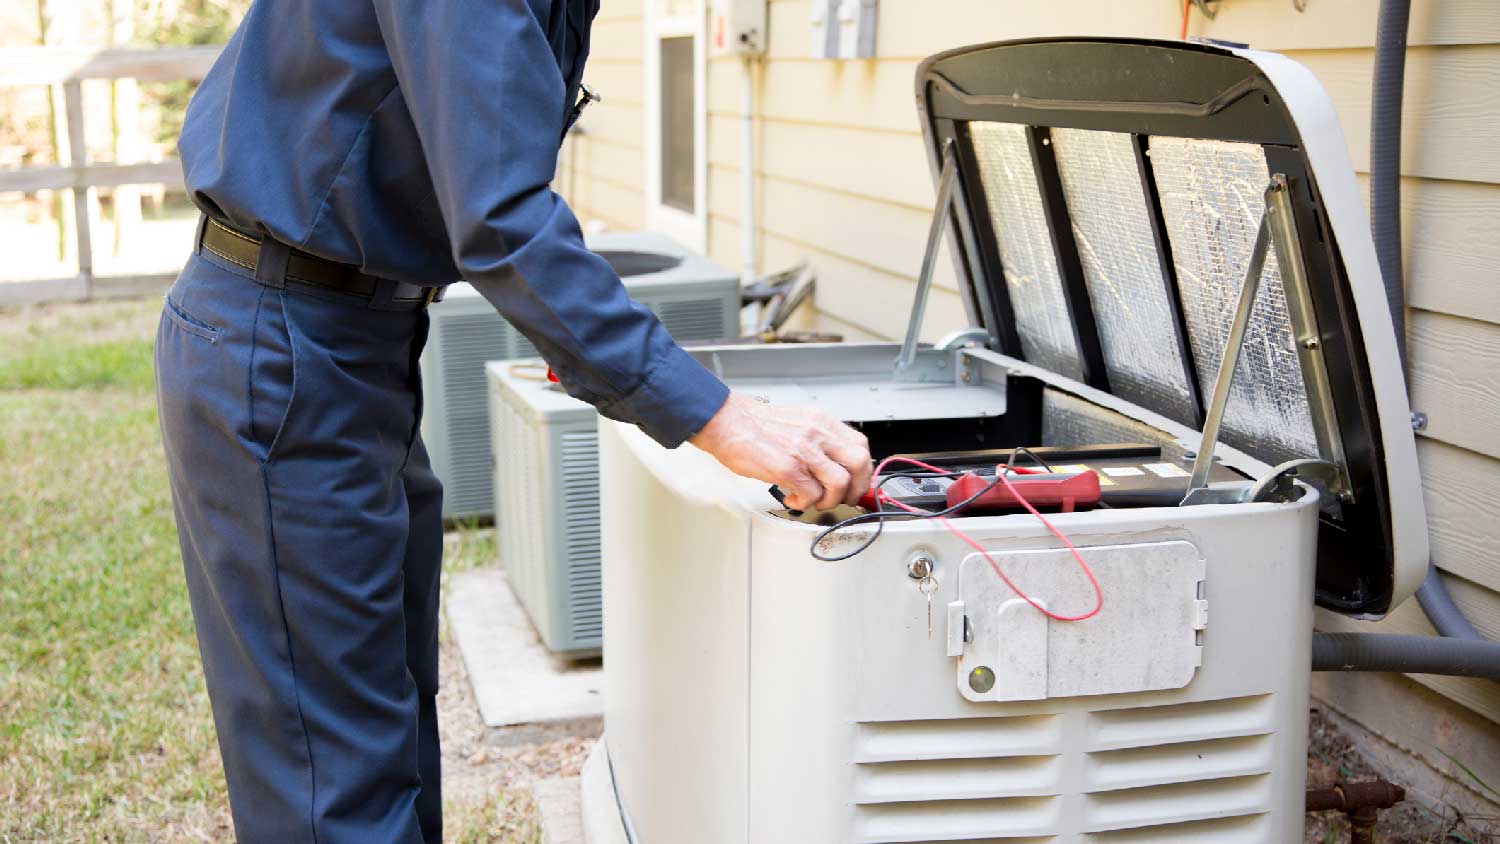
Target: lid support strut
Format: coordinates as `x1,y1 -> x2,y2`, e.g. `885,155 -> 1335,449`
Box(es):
1265,173 -> 1352,500
1183,175 -> 1353,505
895,139 -> 959,377
1183,181 -> 1276,501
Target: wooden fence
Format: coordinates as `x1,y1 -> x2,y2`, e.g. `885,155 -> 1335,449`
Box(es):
0,45 -> 221,307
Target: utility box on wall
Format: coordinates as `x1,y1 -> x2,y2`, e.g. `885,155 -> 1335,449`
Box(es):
812,0 -> 876,59
837,0 -> 877,58
710,0 -> 767,56
810,0 -> 838,59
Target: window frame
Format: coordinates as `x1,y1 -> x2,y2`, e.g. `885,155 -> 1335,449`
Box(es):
644,0 -> 709,252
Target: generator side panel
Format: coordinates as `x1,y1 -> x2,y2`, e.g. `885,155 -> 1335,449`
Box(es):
742,499 -> 1317,843
598,422 -> 753,844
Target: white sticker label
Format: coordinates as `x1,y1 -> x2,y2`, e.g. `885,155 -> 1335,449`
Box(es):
1102,467 -> 1146,478
1144,462 -> 1191,478
1052,464 -> 1113,486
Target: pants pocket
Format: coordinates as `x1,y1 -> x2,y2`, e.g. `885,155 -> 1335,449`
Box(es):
163,292 -> 223,342
248,288 -> 298,462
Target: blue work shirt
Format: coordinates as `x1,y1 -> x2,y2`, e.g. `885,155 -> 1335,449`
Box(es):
179,0 -> 730,447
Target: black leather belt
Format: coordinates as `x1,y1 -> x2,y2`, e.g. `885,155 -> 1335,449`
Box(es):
199,217 -> 445,309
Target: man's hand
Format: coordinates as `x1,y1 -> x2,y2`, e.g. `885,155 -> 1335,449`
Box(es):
689,393 -> 873,511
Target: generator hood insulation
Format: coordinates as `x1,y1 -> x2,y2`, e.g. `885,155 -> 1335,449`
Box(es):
913,38 -> 1426,617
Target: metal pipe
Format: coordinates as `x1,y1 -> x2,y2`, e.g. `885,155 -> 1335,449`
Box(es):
740,55 -> 758,285
1306,780 -> 1406,844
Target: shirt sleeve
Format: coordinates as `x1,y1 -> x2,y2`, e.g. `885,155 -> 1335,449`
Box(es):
370,0 -> 729,447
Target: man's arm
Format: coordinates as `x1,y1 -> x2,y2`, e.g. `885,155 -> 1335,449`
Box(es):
371,0 -> 869,507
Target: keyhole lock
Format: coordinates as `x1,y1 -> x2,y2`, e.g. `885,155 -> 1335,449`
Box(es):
907,552 -> 936,580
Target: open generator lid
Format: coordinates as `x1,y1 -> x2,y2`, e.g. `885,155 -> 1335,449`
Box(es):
914,37 -> 1426,618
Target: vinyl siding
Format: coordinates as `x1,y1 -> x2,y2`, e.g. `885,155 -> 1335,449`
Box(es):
557,0 -> 1500,750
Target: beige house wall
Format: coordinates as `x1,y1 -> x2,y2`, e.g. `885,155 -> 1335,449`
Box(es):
560,0 -> 1500,802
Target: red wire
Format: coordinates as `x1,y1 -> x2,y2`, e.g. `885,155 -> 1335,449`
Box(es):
872,456 -> 1104,623
1180,0 -> 1191,40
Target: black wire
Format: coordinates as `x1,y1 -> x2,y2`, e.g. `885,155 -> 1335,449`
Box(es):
807,450 -> 1060,563
1007,446 -> 1053,474
810,467 -> 1013,562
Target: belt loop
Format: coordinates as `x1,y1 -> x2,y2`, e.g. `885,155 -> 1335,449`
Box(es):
256,238 -> 291,290
368,278 -> 397,310
194,214 -> 209,256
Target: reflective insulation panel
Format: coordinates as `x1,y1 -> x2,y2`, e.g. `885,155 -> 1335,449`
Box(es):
1051,128 -> 1198,427
1148,136 -> 1318,464
969,122 -> 1085,381
1040,388 -> 1181,458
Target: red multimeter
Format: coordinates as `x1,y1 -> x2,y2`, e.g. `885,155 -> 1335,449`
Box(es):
946,468 -> 1102,514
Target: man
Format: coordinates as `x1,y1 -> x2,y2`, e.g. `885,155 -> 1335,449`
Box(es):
153,0 -> 873,840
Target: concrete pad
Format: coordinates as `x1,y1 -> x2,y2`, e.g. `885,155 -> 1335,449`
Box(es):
534,777 -> 586,844
447,567 -> 604,727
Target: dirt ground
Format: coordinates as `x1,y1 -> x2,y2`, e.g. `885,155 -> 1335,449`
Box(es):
437,589 -> 600,843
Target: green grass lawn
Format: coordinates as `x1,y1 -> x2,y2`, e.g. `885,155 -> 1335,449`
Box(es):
0,298 -> 534,842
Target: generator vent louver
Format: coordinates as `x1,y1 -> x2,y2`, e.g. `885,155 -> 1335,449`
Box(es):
421,233 -> 738,519
848,695 -> 1276,842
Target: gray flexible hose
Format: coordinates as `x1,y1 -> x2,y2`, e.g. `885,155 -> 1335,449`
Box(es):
1371,0 -> 1409,368
1312,633 -> 1500,680
1416,570 -> 1488,641
1370,0 -> 1489,643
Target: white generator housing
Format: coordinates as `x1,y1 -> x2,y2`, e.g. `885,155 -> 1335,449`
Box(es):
598,375 -> 1318,842
488,360 -> 604,656
421,232 -> 738,519
584,38 -> 1426,844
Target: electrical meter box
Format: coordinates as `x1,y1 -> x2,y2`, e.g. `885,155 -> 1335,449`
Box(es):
584,38 -> 1428,844
710,0 -> 768,56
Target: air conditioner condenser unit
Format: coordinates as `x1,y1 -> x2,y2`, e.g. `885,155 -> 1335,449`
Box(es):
420,232 -> 738,520
487,359 -> 604,657
584,38 -> 1427,844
